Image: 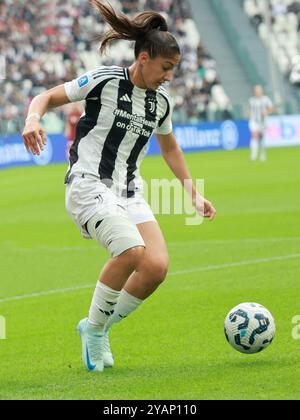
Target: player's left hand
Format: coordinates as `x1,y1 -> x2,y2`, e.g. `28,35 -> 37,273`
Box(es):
193,193 -> 216,221
203,198 -> 216,221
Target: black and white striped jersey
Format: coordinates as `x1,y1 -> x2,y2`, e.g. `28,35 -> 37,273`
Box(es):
64,65 -> 173,197
249,96 -> 272,125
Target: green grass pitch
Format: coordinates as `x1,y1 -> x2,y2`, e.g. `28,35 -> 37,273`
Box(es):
0,146 -> 300,400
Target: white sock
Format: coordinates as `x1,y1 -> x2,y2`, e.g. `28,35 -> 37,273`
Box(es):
260,138 -> 267,161
250,139 -> 259,161
88,282 -> 121,330
105,289 -> 143,330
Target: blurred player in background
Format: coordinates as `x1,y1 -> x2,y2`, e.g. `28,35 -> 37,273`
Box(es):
249,85 -> 273,162
64,103 -> 82,160
22,1 -> 216,373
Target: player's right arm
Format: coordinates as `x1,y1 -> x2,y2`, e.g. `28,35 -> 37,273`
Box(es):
23,67 -> 116,155
22,84 -> 70,156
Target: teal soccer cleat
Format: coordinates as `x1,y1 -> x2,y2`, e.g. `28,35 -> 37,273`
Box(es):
77,318 -> 104,372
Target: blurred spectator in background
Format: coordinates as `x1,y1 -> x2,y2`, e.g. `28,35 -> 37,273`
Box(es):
289,57 -> 300,88
244,0 -> 300,94
1,0 -> 231,136
248,85 -> 273,162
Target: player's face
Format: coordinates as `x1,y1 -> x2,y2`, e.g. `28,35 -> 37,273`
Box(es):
141,53 -> 181,90
254,85 -> 263,97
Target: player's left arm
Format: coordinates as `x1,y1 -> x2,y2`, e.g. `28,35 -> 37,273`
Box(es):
156,131 -> 216,221
264,106 -> 273,117
264,98 -> 274,117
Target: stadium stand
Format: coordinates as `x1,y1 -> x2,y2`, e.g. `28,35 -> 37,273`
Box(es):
0,0 -> 232,135
243,0 -> 300,90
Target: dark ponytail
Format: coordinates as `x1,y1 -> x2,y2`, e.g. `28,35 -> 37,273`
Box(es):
91,0 -> 180,58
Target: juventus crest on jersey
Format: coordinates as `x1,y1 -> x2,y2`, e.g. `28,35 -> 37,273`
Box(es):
64,66 -> 173,197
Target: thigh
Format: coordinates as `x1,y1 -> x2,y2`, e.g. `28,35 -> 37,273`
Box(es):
251,129 -> 260,140
136,221 -> 169,264
124,221 -> 169,299
249,121 -> 261,139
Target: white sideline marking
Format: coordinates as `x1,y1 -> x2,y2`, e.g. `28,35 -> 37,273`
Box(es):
0,252 -> 299,304
3,236 -> 300,254
169,236 -> 300,247
168,253 -> 300,276
0,284 -> 94,303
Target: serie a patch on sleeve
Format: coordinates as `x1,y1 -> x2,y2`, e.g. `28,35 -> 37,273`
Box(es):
78,75 -> 89,88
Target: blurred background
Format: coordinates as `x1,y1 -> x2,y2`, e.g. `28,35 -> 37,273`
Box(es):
1,0 -> 300,159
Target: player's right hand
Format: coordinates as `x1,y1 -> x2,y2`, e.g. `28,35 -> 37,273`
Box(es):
22,119 -> 47,156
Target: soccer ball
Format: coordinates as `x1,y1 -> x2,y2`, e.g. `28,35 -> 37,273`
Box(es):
224,302 -> 275,354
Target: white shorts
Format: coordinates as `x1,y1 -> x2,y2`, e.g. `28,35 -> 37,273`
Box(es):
249,121 -> 266,135
65,175 -> 156,239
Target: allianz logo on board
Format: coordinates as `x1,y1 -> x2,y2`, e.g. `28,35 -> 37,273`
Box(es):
174,120 -> 239,151
0,137 -> 53,167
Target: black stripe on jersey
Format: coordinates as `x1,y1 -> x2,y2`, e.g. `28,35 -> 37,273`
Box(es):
93,69 -> 124,76
93,72 -> 124,81
126,90 -> 158,198
92,66 -> 123,75
157,92 -> 171,128
124,68 -> 130,80
93,69 -> 124,75
64,78 -> 116,184
92,69 -> 124,80
98,79 -> 134,186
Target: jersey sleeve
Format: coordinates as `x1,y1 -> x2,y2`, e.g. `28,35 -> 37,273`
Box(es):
154,93 -> 173,135
64,68 -> 108,102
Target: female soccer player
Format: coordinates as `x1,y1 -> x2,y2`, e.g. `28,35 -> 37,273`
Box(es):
249,85 -> 273,162
22,1 -> 216,372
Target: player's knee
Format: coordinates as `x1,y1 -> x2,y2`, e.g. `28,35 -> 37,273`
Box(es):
144,256 -> 169,286
118,246 -> 146,271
